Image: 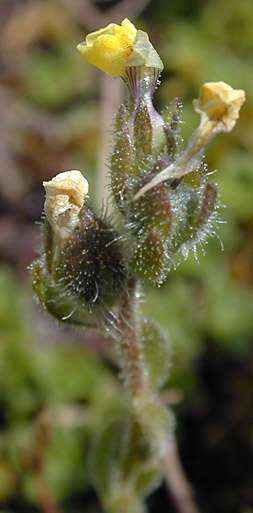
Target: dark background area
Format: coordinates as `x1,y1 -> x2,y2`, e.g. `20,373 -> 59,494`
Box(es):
0,1 -> 253,512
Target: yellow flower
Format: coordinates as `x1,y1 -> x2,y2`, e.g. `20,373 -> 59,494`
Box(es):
77,18 -> 137,78
194,81 -> 245,132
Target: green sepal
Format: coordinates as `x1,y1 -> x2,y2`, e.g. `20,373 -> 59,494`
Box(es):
133,98 -> 166,161
134,98 -> 152,159
196,182 -> 217,231
132,181 -> 172,239
169,183 -> 200,251
134,231 -> 168,285
162,98 -> 183,160
131,181 -> 172,284
168,181 -> 218,262
182,163 -> 206,190
30,257 -> 96,326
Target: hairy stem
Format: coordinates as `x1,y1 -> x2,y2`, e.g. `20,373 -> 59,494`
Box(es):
118,278 -> 146,398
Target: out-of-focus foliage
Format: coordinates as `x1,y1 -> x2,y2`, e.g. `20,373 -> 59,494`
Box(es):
0,0 -> 253,512
0,265 -> 122,511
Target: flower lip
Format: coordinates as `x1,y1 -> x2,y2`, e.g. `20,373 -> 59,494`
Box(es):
193,81 -> 246,132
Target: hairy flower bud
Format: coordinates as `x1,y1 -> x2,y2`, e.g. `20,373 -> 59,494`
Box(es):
31,171 -> 129,326
55,207 -> 128,311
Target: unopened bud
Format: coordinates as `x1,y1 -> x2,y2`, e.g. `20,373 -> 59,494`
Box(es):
31,177 -> 129,324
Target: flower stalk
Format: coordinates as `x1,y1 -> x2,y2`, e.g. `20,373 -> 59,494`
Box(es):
134,81 -> 245,200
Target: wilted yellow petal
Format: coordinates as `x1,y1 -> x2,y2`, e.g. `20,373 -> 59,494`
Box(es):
43,170 -> 88,241
194,81 -> 245,132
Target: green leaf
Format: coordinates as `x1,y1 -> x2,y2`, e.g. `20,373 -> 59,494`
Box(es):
91,410 -> 164,512
91,415 -> 126,500
0,461 -> 16,503
141,319 -> 171,389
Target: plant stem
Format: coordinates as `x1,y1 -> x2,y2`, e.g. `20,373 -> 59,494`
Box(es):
164,440 -> 200,513
35,419 -> 64,513
118,278 -> 146,398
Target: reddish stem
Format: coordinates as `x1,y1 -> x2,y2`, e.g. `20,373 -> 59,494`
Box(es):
35,420 -> 64,513
118,279 -> 146,397
164,440 -> 201,513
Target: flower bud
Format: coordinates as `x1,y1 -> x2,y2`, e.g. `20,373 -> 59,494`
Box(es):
55,206 -> 128,311
31,171 -> 129,326
131,181 -> 172,284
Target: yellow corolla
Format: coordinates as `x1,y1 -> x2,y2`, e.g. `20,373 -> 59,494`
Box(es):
77,18 -> 137,78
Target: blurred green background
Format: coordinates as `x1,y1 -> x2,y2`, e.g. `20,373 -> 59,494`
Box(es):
0,1 -> 253,512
